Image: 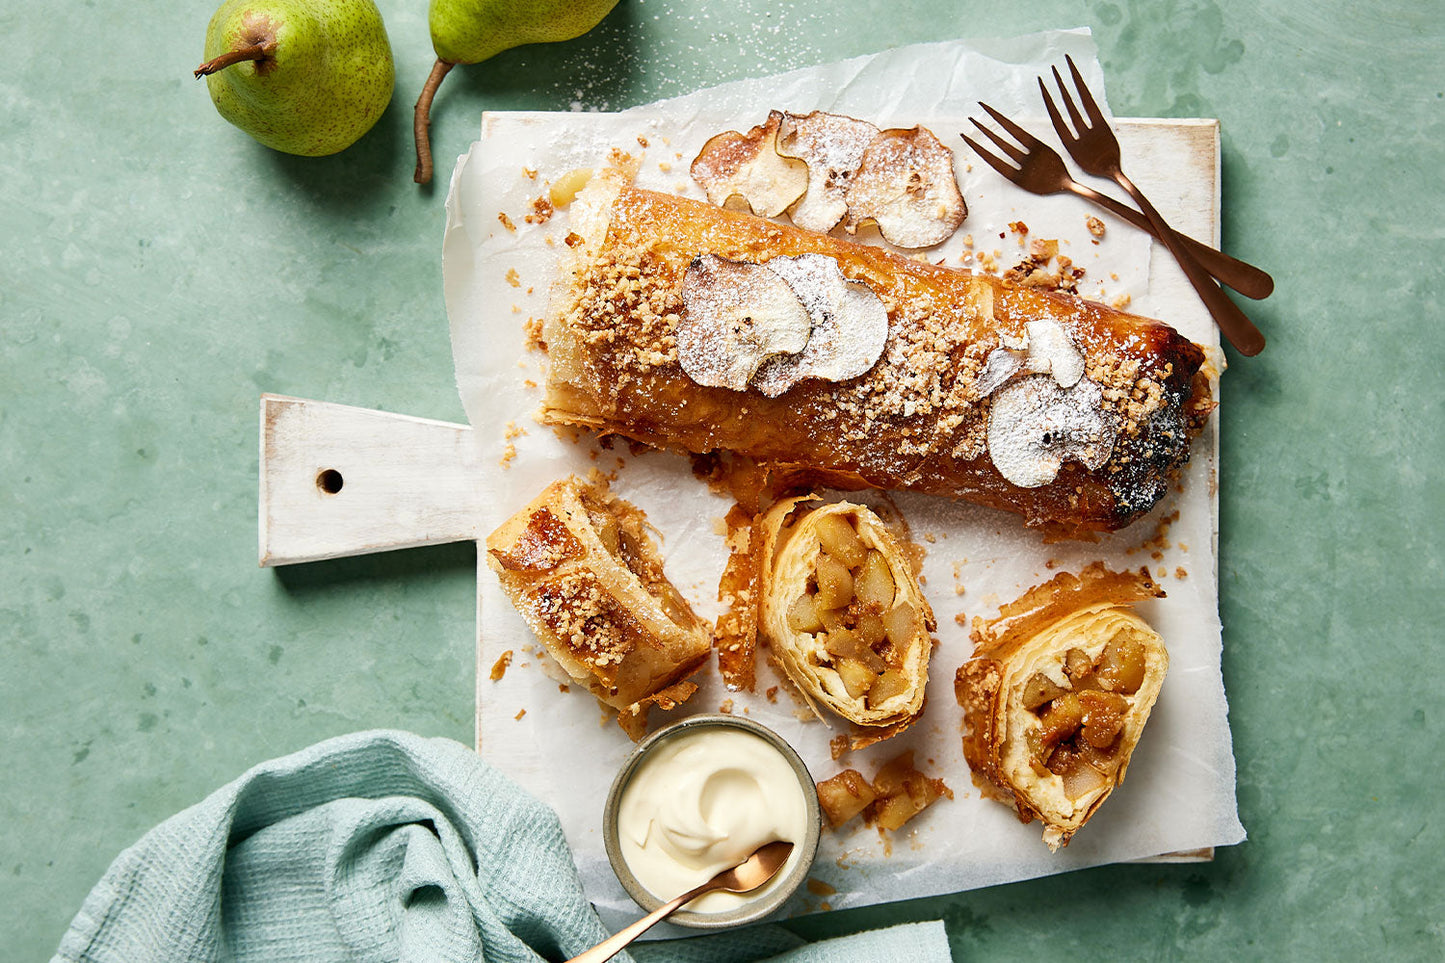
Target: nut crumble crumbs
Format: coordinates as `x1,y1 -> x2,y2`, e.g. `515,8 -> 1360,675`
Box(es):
526,195 -> 555,224
497,212 -> 516,232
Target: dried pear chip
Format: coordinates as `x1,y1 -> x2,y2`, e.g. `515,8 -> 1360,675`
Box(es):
753,253 -> 888,397
690,110 -> 809,217
677,254 -> 812,391
987,375 -> 1116,488
776,110 -> 881,233
843,126 -> 967,249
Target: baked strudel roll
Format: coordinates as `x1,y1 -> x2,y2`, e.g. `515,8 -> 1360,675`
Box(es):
954,563 -> 1168,850
758,496 -> 934,739
485,476 -> 710,738
541,167 -> 1214,538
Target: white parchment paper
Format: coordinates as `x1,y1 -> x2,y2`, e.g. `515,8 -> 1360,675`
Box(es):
442,30 -> 1244,931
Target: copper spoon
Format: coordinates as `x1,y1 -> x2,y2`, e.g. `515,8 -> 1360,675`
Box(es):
567,840 -> 795,963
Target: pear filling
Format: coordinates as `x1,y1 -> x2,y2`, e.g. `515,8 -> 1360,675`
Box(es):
1021,633 -> 1150,799
579,488 -> 694,631
783,513 -> 917,708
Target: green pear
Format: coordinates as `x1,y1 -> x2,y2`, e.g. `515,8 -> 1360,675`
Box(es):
412,0 -> 621,183
196,0 -> 395,157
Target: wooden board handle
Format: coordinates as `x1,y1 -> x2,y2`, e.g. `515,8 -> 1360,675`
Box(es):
259,394 -> 482,567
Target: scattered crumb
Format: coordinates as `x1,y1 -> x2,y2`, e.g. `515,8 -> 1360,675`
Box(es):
954,612 -> 969,627
807,878 -> 837,897
1086,215 -> 1106,238
637,135 -> 649,148
766,686 -> 779,703
522,167 -> 537,180
497,212 -> 516,232
526,195 -> 555,224
505,267 -> 521,287
658,160 -> 672,172
718,699 -> 734,714
524,378 -> 538,390
514,708 -> 527,721
524,317 -> 545,351
1111,292 -> 1133,310
1175,566 -> 1188,579
558,683 -> 569,693
1008,220 -> 1029,240
490,650 -> 514,681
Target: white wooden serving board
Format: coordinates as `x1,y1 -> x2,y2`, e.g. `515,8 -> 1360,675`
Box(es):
259,119 -> 1228,915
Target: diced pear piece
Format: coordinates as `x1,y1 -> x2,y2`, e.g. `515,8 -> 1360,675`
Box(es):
855,550 -> 896,609
814,552 -> 853,610
882,600 -> 916,647
1021,671 -> 1069,710
836,658 -> 875,699
868,667 -> 910,706
786,593 -> 824,634
814,512 -> 868,569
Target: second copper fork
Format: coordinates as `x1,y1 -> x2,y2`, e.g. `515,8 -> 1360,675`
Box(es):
962,103 -> 1273,301
1040,55 -> 1266,356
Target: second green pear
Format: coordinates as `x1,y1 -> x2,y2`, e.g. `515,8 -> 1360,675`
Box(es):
428,0 -> 621,64
412,0 -> 621,183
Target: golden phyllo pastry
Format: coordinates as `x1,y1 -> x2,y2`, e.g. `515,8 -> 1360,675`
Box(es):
955,563 -> 1168,850
758,497 -> 934,740
485,476 -> 710,739
541,167 -> 1213,538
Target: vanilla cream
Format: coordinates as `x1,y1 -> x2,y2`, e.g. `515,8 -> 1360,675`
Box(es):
615,725 -> 809,913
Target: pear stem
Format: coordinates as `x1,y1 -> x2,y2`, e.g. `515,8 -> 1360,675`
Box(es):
413,58 -> 456,185
194,40 -> 278,79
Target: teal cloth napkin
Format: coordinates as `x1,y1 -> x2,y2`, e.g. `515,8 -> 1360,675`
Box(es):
52,730 -> 951,963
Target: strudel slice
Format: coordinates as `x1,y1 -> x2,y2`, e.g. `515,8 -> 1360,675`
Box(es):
758,496 -> 933,740
540,168 -> 1214,538
954,563 -> 1169,850
485,476 -> 710,739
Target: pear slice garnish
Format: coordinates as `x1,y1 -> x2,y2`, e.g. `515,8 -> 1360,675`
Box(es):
689,111 -> 809,218
677,254 -> 813,391
842,126 -> 967,249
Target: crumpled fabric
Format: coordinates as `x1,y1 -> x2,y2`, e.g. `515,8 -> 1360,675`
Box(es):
52,729 -> 951,963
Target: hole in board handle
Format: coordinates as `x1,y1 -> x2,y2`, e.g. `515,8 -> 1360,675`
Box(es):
316,469 -> 344,495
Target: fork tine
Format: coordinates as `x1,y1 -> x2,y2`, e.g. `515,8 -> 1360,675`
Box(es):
967,117 -> 1026,164
960,132 -> 1021,178
1037,76 -> 1070,141
1065,55 -> 1106,124
1051,64 -> 1088,135
976,102 -> 1047,150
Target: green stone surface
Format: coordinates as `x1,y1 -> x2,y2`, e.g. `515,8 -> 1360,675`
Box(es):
3,1 -> 1441,959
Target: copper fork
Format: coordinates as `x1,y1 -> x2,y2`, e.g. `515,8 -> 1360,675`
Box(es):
962,104 -> 1273,301
1040,55 -> 1266,356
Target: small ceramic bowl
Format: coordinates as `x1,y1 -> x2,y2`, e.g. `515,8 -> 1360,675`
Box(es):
602,714 -> 822,929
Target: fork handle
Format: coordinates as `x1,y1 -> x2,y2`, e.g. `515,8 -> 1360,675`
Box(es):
1069,182 -> 1273,300
1110,171 -> 1266,356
